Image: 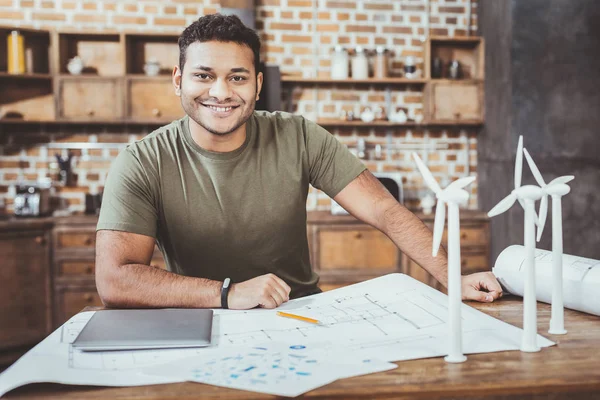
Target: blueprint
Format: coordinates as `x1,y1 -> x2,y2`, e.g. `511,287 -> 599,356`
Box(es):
0,273 -> 555,398
494,245 -> 600,316
143,342 -> 396,397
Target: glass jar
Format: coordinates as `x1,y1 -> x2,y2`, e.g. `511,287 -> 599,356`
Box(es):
7,31 -> 25,74
373,46 -> 389,79
330,46 -> 349,79
351,46 -> 369,80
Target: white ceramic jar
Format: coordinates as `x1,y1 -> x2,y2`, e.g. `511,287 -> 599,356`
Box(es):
330,46 -> 349,79
351,46 -> 369,79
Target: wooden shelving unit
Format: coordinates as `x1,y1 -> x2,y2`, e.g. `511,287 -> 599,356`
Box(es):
0,26 -> 484,128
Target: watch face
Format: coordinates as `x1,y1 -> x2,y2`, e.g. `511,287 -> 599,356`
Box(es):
223,278 -> 231,288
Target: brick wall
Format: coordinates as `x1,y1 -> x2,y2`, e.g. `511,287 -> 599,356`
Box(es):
0,0 -> 479,214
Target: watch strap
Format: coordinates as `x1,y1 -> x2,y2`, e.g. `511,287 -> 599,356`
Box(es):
221,278 -> 231,309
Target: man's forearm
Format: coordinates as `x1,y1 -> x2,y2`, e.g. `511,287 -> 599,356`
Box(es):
377,199 -> 449,287
97,263 -> 222,308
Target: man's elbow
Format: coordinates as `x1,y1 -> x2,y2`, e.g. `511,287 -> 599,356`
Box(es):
95,265 -> 127,308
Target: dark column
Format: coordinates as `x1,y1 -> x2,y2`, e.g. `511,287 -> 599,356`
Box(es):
479,0 -> 600,262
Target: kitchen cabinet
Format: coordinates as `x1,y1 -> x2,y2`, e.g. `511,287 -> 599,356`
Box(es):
0,222 -> 52,368
52,216 -> 165,326
307,211 -> 490,292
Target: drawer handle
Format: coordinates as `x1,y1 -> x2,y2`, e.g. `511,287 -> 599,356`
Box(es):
354,232 -> 363,239
461,260 -> 467,267
87,109 -> 95,117
86,265 -> 94,274
84,237 -> 94,245
84,294 -> 93,302
152,108 -> 162,117
35,236 -> 46,245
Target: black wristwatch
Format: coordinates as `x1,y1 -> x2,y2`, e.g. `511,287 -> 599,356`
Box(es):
221,278 -> 231,309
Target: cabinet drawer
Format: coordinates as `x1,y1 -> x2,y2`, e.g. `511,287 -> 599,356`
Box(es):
428,81 -> 483,122
127,79 -> 183,121
460,252 -> 489,274
442,226 -> 487,247
57,230 -> 96,249
317,227 -> 398,270
58,260 -> 95,276
58,78 -> 122,119
59,290 -> 103,323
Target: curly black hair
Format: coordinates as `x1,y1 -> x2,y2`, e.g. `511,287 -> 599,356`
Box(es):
178,14 -> 261,74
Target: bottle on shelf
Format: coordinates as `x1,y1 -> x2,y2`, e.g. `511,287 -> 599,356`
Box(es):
373,46 -> 389,79
7,31 -> 26,74
351,46 -> 369,80
330,46 -> 349,79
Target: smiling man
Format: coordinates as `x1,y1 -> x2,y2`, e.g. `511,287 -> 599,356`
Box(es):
95,14 -> 502,310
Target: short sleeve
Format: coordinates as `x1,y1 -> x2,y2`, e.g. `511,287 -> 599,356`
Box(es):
96,148 -> 158,238
304,119 -> 367,198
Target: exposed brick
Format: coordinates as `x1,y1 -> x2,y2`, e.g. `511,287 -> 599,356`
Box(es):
346,25 -> 376,33
86,173 -> 100,181
331,92 -> 360,101
318,11 -> 330,19
73,14 -> 105,23
439,6 -> 466,13
41,1 -> 55,9
364,3 -> 393,10
0,11 -> 24,19
356,36 -> 369,45
270,22 -> 302,30
326,1 -> 356,9
281,34 -> 312,43
103,2 -> 116,11
291,46 -> 312,55
32,12 -> 65,20
203,7 -> 218,14
19,0 -> 34,7
446,17 -> 458,24
288,0 -> 311,6
82,2 -> 96,10
164,6 -> 177,14
316,24 -> 338,32
337,12 -> 350,21
409,15 -> 422,23
0,161 -> 29,168
113,15 -> 147,24
123,4 -> 137,12
383,26 -> 412,34
355,13 -> 367,21
401,4 -> 425,12
431,28 -> 449,36
183,6 -> 198,15
299,11 -> 312,19
281,11 -> 293,19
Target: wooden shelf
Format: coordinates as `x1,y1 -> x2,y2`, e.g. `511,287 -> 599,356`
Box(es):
430,78 -> 483,84
0,72 -> 52,80
318,119 -> 421,127
281,77 -> 427,85
429,35 -> 483,44
125,74 -> 172,80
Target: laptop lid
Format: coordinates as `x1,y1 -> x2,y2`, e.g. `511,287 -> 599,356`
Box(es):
72,309 -> 213,351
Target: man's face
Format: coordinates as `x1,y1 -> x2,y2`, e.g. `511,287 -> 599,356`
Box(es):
174,41 -> 263,137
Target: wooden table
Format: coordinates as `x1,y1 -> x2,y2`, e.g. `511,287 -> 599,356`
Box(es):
5,297 -> 600,399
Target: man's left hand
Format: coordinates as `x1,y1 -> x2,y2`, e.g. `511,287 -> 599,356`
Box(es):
461,272 -> 503,302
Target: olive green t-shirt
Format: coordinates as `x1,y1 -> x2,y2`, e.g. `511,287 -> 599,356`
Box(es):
97,111 -> 366,298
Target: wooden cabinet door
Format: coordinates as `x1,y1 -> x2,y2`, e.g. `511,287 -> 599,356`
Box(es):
316,226 -> 399,271
428,81 -> 483,122
58,78 -> 122,120
0,230 -> 51,350
57,289 -> 103,324
127,78 -> 183,122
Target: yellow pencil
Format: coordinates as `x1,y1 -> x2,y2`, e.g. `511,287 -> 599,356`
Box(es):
276,311 -> 320,325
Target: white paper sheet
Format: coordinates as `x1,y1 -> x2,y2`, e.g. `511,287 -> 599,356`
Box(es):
493,245 -> 600,316
211,273 -> 555,362
0,273 -> 555,398
142,342 -> 396,397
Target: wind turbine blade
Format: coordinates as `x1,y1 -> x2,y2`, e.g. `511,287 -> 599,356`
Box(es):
548,175 -> 575,186
515,135 -> 523,189
523,148 -> 546,187
432,199 -> 445,257
488,193 -> 517,217
536,195 -> 548,242
446,176 -> 476,191
412,153 -> 442,194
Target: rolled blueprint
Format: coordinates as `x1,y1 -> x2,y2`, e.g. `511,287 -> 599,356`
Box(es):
493,245 -> 600,316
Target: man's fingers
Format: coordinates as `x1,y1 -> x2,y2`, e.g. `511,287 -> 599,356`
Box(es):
270,274 -> 291,299
463,286 -> 494,302
480,272 -> 503,295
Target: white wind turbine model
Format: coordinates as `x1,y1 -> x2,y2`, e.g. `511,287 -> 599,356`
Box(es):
488,136 -> 546,352
412,152 -> 475,363
522,148 -> 574,335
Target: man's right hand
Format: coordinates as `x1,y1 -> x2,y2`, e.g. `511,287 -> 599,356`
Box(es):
227,274 -> 291,310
